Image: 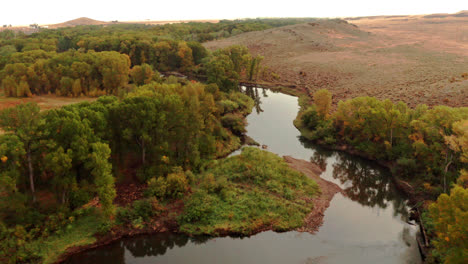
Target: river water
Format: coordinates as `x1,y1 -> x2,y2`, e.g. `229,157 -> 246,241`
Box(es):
64,88 -> 421,264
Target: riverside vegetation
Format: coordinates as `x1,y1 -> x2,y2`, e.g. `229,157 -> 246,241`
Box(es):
0,18 -> 321,97
295,89 -> 467,264
0,19 -> 323,264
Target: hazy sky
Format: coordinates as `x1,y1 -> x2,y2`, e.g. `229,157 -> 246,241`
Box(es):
2,0 -> 466,26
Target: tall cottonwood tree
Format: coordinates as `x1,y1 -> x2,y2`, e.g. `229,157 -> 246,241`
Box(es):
0,103 -> 43,202
313,89 -> 332,119
87,142 -> 116,217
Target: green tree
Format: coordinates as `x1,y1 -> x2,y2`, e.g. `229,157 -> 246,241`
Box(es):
116,96 -> 166,165
313,89 -> 332,119
187,41 -> 208,65
0,103 -> 43,202
1,76 -> 17,97
87,142 -> 116,217
130,64 -> 154,86
98,51 -> 131,94
59,76 -> 74,96
72,79 -> 82,97
248,55 -> 263,81
17,77 -> 32,97
205,54 -> 239,92
428,185 -> 468,264
45,147 -> 73,204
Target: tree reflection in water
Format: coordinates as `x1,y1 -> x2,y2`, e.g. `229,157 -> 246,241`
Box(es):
124,233 -> 190,257
299,136 -> 410,220
243,86 -> 265,114
64,233 -> 193,263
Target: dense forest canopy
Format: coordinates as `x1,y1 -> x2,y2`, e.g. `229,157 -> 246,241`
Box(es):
0,18 -> 315,263
0,18 -> 321,98
297,89 -> 468,263
0,17 -> 467,264
0,78 -> 255,263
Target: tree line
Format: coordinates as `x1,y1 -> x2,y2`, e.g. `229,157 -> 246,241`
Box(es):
297,89 -> 468,264
0,17 -> 319,94
1,44 -> 263,97
0,81 -> 253,263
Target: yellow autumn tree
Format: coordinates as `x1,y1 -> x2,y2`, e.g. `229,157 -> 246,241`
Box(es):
445,120 -> 468,163
313,89 -> 332,119
428,185 -> 468,264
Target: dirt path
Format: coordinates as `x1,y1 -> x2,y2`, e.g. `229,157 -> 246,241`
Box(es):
284,156 -> 342,233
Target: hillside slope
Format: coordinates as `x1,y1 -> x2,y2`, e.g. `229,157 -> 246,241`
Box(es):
205,16 -> 468,108
47,17 -> 108,28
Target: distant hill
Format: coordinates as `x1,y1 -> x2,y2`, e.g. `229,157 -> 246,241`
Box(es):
343,10 -> 468,21
47,17 -> 109,28
453,10 -> 468,18
205,14 -> 468,108
423,10 -> 467,18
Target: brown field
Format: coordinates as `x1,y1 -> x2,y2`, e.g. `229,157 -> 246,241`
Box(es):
0,94 -> 96,111
46,17 -> 219,29
0,17 -> 219,31
205,12 -> 468,108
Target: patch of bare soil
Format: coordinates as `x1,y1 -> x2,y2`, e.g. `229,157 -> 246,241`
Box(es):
113,183 -> 146,207
0,95 -> 96,110
284,156 -> 342,233
205,15 -> 468,108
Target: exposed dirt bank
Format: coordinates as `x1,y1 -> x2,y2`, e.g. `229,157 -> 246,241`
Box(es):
284,156 -> 343,233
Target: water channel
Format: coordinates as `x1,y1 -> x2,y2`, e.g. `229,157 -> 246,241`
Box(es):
64,88 -> 422,264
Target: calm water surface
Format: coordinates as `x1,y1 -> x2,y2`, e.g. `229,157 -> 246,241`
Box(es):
65,88 -> 421,264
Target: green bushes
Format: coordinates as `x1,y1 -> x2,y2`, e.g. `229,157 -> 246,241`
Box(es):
116,198 -> 163,226
178,147 -> 319,235
301,105 -> 321,129
166,171 -> 189,199
0,224 -> 41,264
218,100 -> 239,114
178,189 -> 218,224
221,114 -> 246,136
145,168 -> 190,199
146,177 -> 167,198
299,104 -> 336,143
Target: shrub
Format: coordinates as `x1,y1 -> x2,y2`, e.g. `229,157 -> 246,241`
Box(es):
132,199 -> 154,221
201,173 -> 227,194
179,190 -> 217,223
115,198 -> 162,226
185,170 -> 196,185
221,114 -> 246,135
301,105 -> 321,129
218,100 -> 239,114
228,92 -> 254,115
69,187 -> 92,209
166,171 -> 189,199
96,221 -> 112,235
146,177 -> 167,198
115,207 -> 132,225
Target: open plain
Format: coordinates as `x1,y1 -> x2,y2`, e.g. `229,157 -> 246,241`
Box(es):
205,12 -> 468,108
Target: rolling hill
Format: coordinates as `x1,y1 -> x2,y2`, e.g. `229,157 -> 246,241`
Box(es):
205,13 -> 468,108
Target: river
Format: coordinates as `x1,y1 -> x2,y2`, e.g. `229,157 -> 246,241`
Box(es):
64,88 -> 422,264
